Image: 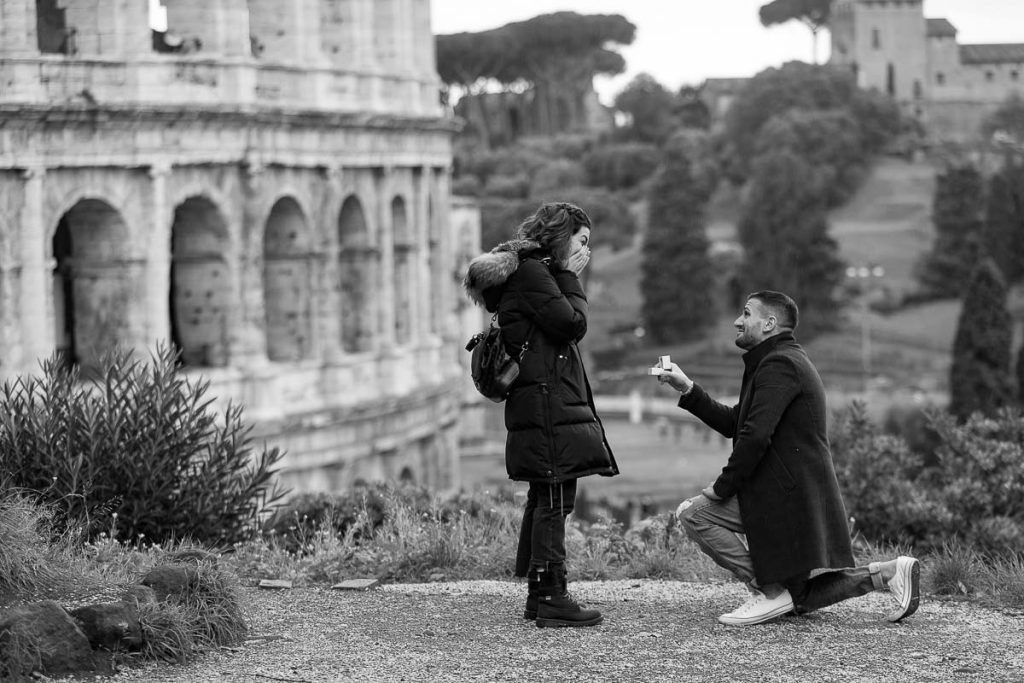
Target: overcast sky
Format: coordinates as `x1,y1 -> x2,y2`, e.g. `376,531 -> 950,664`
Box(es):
431,0 -> 1024,102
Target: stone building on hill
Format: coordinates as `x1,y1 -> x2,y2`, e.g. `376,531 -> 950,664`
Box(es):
0,0 -> 471,493
829,0 -> 1024,142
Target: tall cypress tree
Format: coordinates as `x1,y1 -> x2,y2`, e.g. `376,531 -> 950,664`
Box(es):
983,162 -> 1024,285
949,258 -> 1014,419
915,164 -> 984,298
1018,340 -> 1024,405
736,149 -> 843,334
640,131 -> 717,343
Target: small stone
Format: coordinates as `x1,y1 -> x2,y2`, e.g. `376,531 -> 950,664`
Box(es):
331,578 -> 379,591
70,601 -> 143,651
258,579 -> 293,590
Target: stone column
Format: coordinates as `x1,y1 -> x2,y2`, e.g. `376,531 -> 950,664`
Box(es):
413,166 -> 431,342
319,166 -> 344,362
410,0 -> 435,77
238,162 -> 269,365
435,168 -> 460,356
19,167 -> 52,374
146,163 -> 172,352
376,167 -> 396,349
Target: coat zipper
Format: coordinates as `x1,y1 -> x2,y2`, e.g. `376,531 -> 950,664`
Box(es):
540,382 -> 558,482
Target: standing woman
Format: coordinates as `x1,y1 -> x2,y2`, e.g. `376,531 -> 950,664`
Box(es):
464,201 -> 619,628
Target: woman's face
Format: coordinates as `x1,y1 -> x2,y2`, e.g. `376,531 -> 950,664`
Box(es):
568,226 -> 591,259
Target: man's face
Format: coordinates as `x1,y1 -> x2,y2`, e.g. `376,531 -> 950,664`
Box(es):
733,298 -> 772,350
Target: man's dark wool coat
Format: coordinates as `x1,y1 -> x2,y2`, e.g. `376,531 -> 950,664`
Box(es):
679,332 -> 854,586
463,240 -> 618,484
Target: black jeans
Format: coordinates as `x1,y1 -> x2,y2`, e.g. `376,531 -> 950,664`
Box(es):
514,479 -> 577,577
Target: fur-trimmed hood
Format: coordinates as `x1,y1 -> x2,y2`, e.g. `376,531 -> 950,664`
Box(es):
463,239 -> 543,309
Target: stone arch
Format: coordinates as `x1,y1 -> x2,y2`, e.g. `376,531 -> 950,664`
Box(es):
170,195 -> 231,367
338,195 -> 375,353
391,195 -> 414,345
36,0 -> 70,54
263,196 -> 314,362
50,198 -> 136,371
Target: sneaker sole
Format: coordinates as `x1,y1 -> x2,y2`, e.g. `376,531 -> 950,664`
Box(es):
536,616 -> 603,628
718,601 -> 794,626
888,559 -> 921,623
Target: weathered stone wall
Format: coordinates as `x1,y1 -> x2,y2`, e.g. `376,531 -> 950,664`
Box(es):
0,0 -> 467,494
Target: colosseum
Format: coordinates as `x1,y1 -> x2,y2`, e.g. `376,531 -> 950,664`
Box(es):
0,0 -> 476,493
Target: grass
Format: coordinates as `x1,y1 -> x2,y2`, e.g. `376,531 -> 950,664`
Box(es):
0,491 -> 248,678
2,483 -> 1023,681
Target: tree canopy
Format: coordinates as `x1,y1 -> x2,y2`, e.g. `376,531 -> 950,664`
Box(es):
436,12 -> 635,146
436,12 -> 635,93
759,0 -> 833,61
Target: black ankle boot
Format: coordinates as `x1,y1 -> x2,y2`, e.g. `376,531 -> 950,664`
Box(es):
524,568 -> 540,620
536,564 -> 602,628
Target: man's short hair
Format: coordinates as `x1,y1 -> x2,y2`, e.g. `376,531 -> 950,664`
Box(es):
748,290 -> 799,331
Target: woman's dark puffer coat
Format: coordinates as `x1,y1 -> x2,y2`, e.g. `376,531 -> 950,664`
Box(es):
464,240 -> 618,484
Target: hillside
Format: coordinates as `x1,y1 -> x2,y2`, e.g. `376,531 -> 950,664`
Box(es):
586,156 -> 956,401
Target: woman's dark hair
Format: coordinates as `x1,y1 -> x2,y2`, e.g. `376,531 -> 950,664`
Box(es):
515,202 -> 591,264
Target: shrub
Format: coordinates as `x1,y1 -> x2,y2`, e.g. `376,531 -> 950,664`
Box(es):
484,173 -> 530,199
582,143 -> 660,190
0,347 -> 287,546
528,159 -> 586,196
928,408 -> 1024,554
451,175 -> 481,197
262,486 -> 392,553
831,403 -> 949,548
133,560 -> 247,664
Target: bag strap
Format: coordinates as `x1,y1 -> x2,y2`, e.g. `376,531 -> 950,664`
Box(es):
491,312 -> 534,362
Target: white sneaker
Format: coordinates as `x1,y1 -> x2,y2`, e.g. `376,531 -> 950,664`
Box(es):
718,589 -> 794,626
886,556 -> 921,622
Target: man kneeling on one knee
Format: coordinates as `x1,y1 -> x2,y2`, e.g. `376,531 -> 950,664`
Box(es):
655,290 -> 920,626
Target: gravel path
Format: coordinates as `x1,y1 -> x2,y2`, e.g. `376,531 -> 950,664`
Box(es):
101,580 -> 1023,683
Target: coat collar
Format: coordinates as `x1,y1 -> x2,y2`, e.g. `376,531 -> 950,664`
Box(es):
742,331 -> 796,370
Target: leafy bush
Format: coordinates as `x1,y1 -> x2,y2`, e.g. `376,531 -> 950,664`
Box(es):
528,159 -> 586,196
582,143 -> 660,190
0,347 -> 287,545
262,486 -> 392,553
928,408 -> 1024,554
831,403 -> 949,548
451,175 -> 482,197
484,173 -> 531,199
833,402 -> 1024,555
